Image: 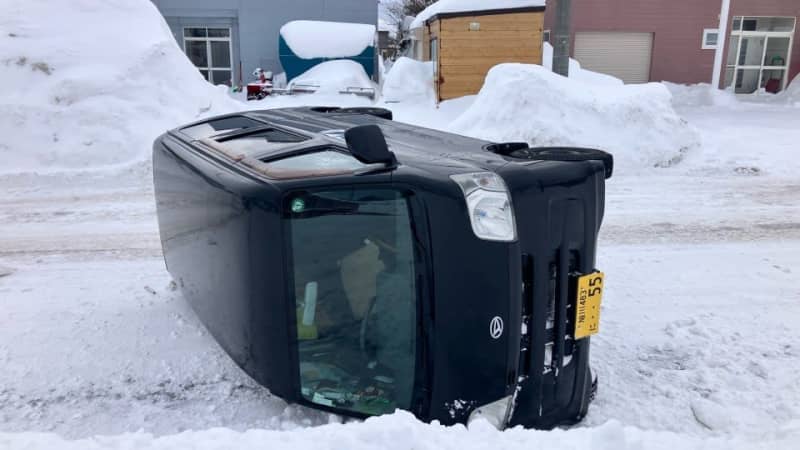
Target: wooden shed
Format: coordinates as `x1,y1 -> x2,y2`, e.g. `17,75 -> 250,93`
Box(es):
412,1 -> 546,102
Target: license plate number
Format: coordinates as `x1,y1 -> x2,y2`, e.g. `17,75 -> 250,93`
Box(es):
574,272 -> 604,340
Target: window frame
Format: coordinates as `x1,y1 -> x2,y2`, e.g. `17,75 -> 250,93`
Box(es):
282,185 -> 431,419
182,26 -> 234,85
724,16 -> 796,93
543,29 -> 551,43
702,28 -> 719,49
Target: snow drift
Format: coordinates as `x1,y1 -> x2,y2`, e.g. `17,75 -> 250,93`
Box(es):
0,0 -> 239,174
780,74 -> 800,106
280,21 -> 376,59
382,57 -> 435,103
0,411 -> 794,450
662,82 -> 741,109
288,60 -> 375,95
449,64 -> 700,173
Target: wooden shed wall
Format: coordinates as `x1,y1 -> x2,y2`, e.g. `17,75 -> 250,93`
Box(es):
426,11 -> 544,101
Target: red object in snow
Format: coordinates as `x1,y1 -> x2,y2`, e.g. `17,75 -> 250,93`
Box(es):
247,82 -> 273,100
764,78 -> 782,94
247,68 -> 274,100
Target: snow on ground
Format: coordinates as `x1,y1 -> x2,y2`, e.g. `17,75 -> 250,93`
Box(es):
779,74 -> 800,105
287,60 -> 375,95
2,2 -> 800,448
1,98 -> 799,447
280,21 -> 376,59
449,64 -> 699,173
0,0 -> 239,175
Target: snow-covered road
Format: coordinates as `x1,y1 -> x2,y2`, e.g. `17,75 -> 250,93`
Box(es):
1,100 -> 798,449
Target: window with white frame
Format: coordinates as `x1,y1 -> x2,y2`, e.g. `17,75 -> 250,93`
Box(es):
702,29 -> 719,49
183,27 -> 233,86
723,16 -> 796,94
543,29 -> 551,43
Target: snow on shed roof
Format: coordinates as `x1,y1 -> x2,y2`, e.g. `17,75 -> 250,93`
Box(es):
280,20 -> 376,59
410,0 -> 546,29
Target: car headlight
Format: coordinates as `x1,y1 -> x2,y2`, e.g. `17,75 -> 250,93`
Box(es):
451,172 -> 517,242
467,395 -> 514,429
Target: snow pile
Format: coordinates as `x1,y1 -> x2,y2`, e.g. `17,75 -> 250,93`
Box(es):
542,42 -> 623,86
662,83 -> 740,109
411,0 -> 545,28
449,64 -> 699,172
288,60 -> 375,95
568,59 -> 624,86
280,21 -> 376,59
780,74 -> 800,106
0,0 -> 239,175
1,411 -> 796,450
382,57 -> 435,102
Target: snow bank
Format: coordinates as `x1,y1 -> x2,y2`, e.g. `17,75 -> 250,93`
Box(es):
569,59 -> 624,86
542,42 -> 623,86
780,74 -> 800,106
449,64 -> 699,173
411,0 -> 545,29
280,21 -> 376,59
0,0 -> 239,175
382,57 -> 435,103
0,412 -> 794,450
288,60 -> 375,95
662,82 -> 740,109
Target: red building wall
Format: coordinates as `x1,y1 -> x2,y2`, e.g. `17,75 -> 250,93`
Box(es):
545,0 -> 800,86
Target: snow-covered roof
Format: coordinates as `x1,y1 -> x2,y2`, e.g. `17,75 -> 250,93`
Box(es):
411,0 -> 546,29
378,18 -> 398,39
280,20 -> 376,59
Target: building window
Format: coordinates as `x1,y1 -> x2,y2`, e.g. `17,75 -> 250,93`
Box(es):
723,17 -> 796,93
543,29 -> 551,43
702,29 -> 719,49
183,27 -> 233,86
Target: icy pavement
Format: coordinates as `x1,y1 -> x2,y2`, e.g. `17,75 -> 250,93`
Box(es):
1,101 -> 799,448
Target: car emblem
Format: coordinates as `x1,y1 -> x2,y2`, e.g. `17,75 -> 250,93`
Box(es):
490,316 -> 504,339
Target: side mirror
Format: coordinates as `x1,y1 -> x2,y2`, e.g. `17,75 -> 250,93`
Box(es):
344,125 -> 398,168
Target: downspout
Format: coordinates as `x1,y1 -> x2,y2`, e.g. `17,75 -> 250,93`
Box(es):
711,0 -> 731,89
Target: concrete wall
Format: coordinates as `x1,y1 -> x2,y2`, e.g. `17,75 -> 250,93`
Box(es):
544,0 -> 799,86
151,0 -> 377,84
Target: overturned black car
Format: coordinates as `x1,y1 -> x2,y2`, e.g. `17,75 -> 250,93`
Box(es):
152,106 -> 611,429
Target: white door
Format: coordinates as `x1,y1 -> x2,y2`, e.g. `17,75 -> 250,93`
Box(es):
574,32 -> 654,83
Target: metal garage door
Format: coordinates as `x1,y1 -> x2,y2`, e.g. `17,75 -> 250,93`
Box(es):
574,32 -> 653,83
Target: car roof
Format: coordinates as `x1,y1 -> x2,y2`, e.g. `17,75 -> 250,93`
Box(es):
170,107 -> 513,176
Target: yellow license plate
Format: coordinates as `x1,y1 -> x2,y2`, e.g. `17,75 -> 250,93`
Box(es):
574,272 -> 604,340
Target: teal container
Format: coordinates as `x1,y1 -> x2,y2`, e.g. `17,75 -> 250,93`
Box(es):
279,35 -> 375,82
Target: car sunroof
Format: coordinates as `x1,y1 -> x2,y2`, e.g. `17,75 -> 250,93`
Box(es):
181,116 -> 263,139
213,128 -> 309,155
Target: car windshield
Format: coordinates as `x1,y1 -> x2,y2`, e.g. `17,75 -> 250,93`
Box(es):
288,189 -> 417,416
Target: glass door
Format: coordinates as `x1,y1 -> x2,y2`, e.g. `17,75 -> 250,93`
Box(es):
724,17 -> 795,93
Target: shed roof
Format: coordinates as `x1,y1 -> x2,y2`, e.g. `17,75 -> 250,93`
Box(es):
410,0 -> 546,29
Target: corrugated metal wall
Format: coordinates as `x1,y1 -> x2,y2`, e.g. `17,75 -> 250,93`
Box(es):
151,0 -> 377,84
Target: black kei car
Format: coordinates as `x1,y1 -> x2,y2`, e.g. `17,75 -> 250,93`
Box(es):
152,106 -> 611,429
